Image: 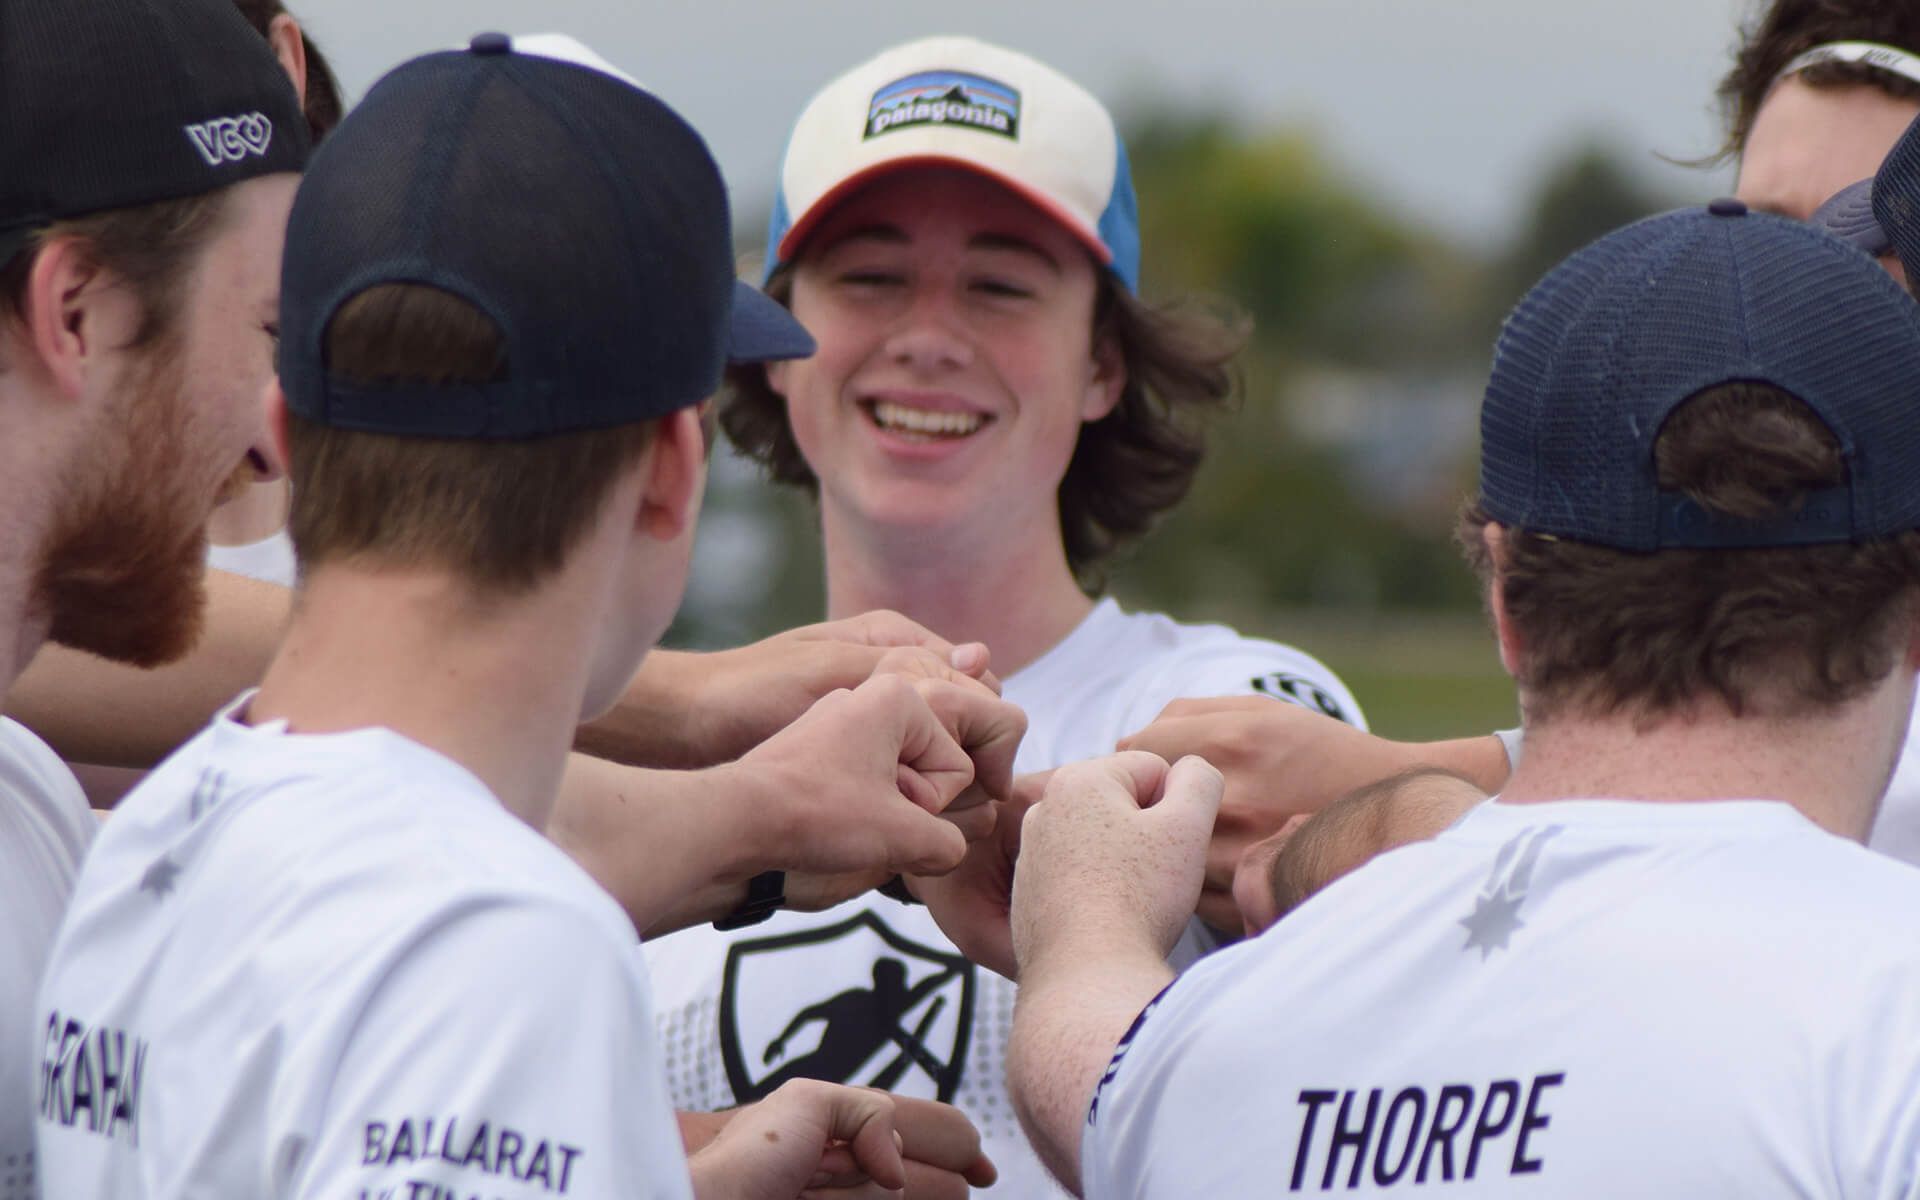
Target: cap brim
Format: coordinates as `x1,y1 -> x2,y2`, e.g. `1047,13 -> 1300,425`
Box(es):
728,279 -> 814,363
774,155 -> 1114,275
1813,178 -> 1890,255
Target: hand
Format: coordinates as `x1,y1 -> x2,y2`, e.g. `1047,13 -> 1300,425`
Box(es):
1012,753 -> 1224,980
586,612 -> 999,769
1120,698 -> 1510,930
686,1089 -> 995,1200
730,673 -> 1016,882
688,1079 -> 904,1200
906,771 -> 1052,981
866,646 -> 1024,828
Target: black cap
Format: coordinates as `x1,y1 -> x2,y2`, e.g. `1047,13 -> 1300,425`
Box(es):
0,0 -> 310,266
278,33 -> 813,439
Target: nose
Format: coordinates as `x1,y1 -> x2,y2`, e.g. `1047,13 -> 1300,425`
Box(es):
882,281 -> 973,374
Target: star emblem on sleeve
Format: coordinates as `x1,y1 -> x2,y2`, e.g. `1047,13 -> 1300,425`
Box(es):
1459,890 -> 1526,959
139,855 -> 182,900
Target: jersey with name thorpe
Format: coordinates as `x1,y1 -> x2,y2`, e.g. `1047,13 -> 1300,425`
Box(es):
1083,798 -> 1920,1199
33,701 -> 691,1200
646,598 -> 1365,1200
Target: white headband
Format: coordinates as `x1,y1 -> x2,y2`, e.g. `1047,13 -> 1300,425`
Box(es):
1778,41 -> 1920,89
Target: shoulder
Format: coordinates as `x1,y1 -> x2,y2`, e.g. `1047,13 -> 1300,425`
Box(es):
1102,606 -> 1366,733
0,718 -> 92,834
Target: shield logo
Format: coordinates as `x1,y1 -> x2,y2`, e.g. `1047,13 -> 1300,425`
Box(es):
719,909 -> 976,1103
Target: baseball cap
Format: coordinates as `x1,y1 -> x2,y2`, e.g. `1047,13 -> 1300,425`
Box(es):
1480,199 -> 1920,551
764,35 -> 1141,291
0,0 -> 309,269
279,33 -> 813,440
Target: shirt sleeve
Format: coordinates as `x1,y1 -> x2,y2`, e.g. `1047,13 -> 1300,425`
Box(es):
290,898 -> 693,1200
1078,961 -> 1229,1200
1117,637 -> 1369,739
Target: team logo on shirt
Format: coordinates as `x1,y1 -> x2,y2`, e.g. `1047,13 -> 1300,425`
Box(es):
865,70 -> 1021,141
1251,672 -> 1353,724
1459,826 -> 1561,959
718,910 -> 976,1103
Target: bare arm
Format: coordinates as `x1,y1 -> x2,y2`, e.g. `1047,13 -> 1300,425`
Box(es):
1233,766 -> 1488,935
553,671 -> 1023,937
9,569 -> 290,766
1007,754 -> 1223,1196
1120,697 -> 1510,930
9,568 -> 984,774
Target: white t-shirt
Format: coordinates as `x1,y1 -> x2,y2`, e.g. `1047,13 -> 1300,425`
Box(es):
205,528 -> 297,589
0,720 -> 94,1200
1083,798 -> 1920,1199
34,703 -> 691,1200
1869,700 -> 1920,863
645,598 -> 1364,1198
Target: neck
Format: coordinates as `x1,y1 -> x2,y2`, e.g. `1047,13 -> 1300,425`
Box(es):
1500,680 -> 1913,841
249,564 -> 603,829
820,500 -> 1094,677
207,479 -> 291,547
0,385 -> 73,701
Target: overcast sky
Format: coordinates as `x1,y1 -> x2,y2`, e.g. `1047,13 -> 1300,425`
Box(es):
300,0 -> 1749,248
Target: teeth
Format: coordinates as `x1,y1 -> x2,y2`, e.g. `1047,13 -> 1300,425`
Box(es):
871,401 -> 987,438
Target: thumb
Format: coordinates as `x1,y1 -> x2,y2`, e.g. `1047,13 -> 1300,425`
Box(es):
1144,755 -> 1225,836
1104,749 -> 1173,807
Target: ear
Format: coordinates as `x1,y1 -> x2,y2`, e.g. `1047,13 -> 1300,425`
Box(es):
1482,523 -> 1525,679
263,381 -> 293,480
762,360 -> 791,401
1080,330 -> 1125,423
22,236 -> 138,401
266,14 -> 309,104
637,406 -> 707,542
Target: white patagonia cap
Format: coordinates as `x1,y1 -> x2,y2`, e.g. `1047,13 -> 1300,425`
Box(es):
764,34 -> 1141,291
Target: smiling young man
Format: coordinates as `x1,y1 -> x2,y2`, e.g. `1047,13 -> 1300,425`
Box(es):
0,0 -> 306,1190
647,35 -> 1365,1198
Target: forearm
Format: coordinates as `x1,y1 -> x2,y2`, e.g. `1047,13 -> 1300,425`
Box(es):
1422,734 -> 1512,793
8,569 -> 291,766
548,754 -> 770,937
1010,934 -> 1174,1196
574,650 -> 709,769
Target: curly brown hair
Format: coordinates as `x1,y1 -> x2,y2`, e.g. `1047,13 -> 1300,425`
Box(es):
1716,0 -> 1920,163
1460,382 -> 1920,725
721,265 -> 1248,590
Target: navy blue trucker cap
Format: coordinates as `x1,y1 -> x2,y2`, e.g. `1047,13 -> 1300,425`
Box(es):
279,33 -> 813,439
1873,109 -> 1920,288
1480,199 -> 1920,551
0,0 -> 309,269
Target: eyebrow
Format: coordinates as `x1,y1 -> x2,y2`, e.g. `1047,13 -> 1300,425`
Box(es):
970,232 -> 1060,273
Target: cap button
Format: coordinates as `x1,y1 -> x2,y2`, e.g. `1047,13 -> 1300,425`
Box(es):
470,31 -> 512,55
1708,197 -> 1748,218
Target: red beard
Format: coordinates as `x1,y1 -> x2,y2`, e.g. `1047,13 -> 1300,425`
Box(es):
37,340 -> 212,669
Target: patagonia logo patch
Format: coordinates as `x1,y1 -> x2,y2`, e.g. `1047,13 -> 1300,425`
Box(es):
866,70 -> 1020,141
184,112 -> 274,167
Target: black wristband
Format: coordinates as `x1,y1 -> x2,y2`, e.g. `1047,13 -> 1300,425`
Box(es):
878,875 -> 923,906
713,870 -> 786,930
